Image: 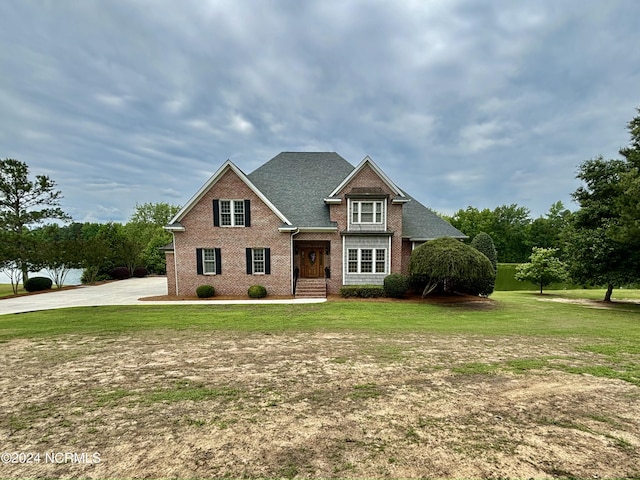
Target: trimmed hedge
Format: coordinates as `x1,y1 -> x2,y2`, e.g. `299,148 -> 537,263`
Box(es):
383,274 -> 410,298
24,276 -> 53,292
132,266 -> 148,278
109,267 -> 130,280
196,284 -> 215,298
339,285 -> 385,298
248,285 -> 267,298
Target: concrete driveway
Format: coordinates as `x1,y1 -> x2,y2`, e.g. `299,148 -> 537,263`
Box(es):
0,277 -> 325,315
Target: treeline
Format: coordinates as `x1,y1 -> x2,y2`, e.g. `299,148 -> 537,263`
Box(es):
31,202 -> 180,285
442,201 -> 571,264
444,107 -> 640,301
0,160 -> 179,294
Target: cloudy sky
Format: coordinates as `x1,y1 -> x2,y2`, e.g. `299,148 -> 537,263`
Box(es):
1,0 -> 639,223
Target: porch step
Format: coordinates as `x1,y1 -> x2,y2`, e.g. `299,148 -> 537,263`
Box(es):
295,278 -> 327,298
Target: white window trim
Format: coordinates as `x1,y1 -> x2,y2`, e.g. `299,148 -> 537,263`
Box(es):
346,248 -> 387,274
202,248 -> 217,275
349,200 -> 385,226
219,199 -> 245,227
252,248 -> 265,275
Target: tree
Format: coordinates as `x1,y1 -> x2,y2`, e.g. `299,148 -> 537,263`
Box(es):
469,232 -> 498,295
568,155 -> 640,301
125,202 -> 180,274
32,224 -> 83,288
470,232 -> 497,271
446,204 -> 532,262
566,108 -> 640,302
528,201 -> 573,252
409,237 -> 495,297
515,247 -> 568,294
0,159 -> 70,282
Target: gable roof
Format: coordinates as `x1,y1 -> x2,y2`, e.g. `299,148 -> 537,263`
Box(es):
247,152 -> 354,228
167,160 -> 291,228
167,151 -> 466,240
328,155 -> 406,199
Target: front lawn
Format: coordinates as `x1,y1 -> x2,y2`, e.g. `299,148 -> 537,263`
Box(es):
1,290 -> 639,479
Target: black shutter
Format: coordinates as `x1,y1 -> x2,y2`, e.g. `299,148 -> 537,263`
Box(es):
215,248 -> 222,275
244,199 -> 251,227
196,248 -> 203,275
264,248 -> 271,274
246,248 -> 252,274
213,200 -> 220,227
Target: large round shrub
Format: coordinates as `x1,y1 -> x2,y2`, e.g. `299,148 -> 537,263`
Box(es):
196,284 -> 216,298
248,285 -> 267,298
132,266 -> 148,278
383,273 -> 410,298
409,237 -> 495,296
24,276 -> 53,292
109,267 -> 130,280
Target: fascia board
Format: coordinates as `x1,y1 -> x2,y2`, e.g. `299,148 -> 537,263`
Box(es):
168,160 -> 292,226
328,155 -> 406,198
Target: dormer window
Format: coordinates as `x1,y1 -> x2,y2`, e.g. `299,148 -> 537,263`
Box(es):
352,200 -> 384,224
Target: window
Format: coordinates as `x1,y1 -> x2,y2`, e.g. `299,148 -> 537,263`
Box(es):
375,249 -> 386,273
196,248 -> 221,275
214,199 -> 250,227
246,248 -> 271,274
351,201 -> 384,224
347,248 -> 387,274
348,249 -> 358,273
253,248 -> 265,274
360,249 -> 373,273
203,249 -> 217,274
220,200 -> 243,226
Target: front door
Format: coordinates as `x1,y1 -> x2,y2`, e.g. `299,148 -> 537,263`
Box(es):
300,247 -> 324,278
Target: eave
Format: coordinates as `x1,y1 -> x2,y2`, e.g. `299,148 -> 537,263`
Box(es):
167,160 -> 292,226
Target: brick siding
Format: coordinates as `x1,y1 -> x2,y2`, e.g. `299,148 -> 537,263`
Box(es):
171,169 -> 292,297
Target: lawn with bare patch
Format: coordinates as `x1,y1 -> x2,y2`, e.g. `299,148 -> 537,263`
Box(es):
1,292 -> 639,479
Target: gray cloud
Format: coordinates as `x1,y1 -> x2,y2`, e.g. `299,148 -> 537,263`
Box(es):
1,0 -> 639,223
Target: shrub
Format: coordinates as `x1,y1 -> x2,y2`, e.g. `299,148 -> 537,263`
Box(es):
248,285 -> 267,298
196,284 -> 216,298
409,237 -> 495,297
132,266 -> 148,278
109,267 -> 130,280
24,276 -> 53,292
470,232 -> 498,271
339,285 -> 385,298
383,274 -> 410,298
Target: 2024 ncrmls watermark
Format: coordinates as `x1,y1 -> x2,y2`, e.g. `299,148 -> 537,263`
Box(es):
1,451 -> 101,464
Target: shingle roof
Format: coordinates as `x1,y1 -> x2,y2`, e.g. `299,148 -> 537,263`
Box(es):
248,152 -> 354,227
247,152 -> 466,239
401,192 -> 467,240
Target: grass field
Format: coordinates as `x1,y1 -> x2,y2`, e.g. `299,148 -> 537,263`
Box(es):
1,291 -> 639,478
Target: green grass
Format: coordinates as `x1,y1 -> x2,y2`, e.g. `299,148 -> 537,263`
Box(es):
0,284 -> 23,298
1,290 -> 639,342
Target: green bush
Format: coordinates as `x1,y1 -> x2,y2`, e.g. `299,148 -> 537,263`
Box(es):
248,285 -> 267,298
339,285 -> 385,298
196,284 -> 215,298
24,276 -> 53,292
383,274 -> 410,298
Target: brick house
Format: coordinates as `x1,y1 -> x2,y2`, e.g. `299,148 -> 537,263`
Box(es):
164,152 -> 465,297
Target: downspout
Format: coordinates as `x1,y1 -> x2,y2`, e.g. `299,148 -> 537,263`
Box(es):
290,228 -> 300,294
172,232 -> 179,296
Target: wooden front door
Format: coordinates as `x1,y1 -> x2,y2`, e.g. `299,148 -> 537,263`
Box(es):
300,247 -> 324,278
